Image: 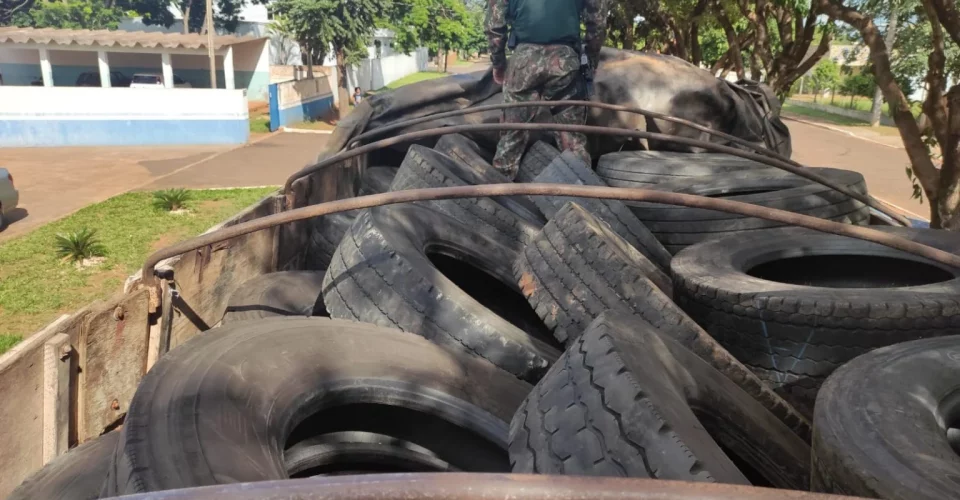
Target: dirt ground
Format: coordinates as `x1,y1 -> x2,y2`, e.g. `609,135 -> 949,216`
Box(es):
0,132 -> 329,243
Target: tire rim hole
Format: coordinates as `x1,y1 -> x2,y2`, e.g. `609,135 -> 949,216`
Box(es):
938,388 -> 960,458
747,255 -> 954,288
283,403 -> 509,477
427,252 -> 559,349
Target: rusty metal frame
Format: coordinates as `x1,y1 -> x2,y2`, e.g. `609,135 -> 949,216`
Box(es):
105,473 -> 861,499
142,183 -> 960,287
282,121 -> 910,226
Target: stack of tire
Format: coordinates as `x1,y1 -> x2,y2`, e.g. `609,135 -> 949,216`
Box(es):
14,137 -> 960,500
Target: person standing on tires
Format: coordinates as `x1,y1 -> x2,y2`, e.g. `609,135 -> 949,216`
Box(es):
486,0 -> 607,180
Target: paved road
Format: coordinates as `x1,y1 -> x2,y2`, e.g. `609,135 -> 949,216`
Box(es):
0,132 -> 329,242
785,117 -> 926,220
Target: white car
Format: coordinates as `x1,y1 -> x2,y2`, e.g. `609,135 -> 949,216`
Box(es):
130,73 -> 192,89
0,168 -> 19,230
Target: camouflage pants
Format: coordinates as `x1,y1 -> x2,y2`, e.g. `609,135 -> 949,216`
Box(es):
493,43 -> 590,179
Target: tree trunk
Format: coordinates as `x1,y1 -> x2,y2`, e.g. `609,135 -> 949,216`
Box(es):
623,23 -> 635,51
871,4 -> 898,126
939,86 -> 960,228
690,22 -> 702,66
818,0 -> 940,222
335,48 -> 349,119
182,0 -> 191,34
716,9 -> 746,80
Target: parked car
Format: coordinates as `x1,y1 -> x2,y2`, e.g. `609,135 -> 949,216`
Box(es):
75,71 -> 131,87
0,168 -> 19,230
130,73 -> 192,89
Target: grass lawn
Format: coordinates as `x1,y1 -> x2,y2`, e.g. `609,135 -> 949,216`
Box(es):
383,71 -> 448,91
0,187 -> 276,354
782,103 -> 904,137
782,102 -> 870,126
791,93 -> 922,118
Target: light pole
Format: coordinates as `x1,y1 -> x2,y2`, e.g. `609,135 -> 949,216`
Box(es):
206,0 -> 217,88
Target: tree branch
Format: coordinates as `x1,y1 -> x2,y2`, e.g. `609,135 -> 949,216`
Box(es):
816,0 -> 941,205
921,0 -> 949,150
716,6 -> 747,79
927,0 -> 960,47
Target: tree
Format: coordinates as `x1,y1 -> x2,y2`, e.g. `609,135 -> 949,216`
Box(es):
271,0 -> 388,118
816,0 -> 960,227
840,71 -> 875,106
1,0 -> 35,25
810,57 -> 842,102
387,0 -> 471,72
11,0 -> 126,29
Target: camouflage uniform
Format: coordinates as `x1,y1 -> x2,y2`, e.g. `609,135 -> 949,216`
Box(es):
486,0 -> 607,179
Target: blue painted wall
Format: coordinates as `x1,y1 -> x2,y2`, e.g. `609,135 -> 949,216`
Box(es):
0,119 -> 248,147
0,62 -> 269,100
268,82 -> 335,131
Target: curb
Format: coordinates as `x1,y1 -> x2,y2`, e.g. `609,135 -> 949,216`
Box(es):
280,127 -> 333,135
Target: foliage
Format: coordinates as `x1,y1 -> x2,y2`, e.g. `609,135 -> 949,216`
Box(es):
810,58 -> 842,94
0,0 -> 34,25
153,188 -> 192,211
11,0 -> 126,30
55,228 -> 106,263
840,71 -> 875,98
388,0 -> 471,62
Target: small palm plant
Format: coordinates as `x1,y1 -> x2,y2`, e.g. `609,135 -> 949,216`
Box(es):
153,189 -> 192,211
55,228 -> 106,263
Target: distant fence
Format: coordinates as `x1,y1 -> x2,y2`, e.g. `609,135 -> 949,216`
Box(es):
0,86 -> 249,147
348,48 -> 429,92
268,75 -> 336,131
786,98 -> 895,127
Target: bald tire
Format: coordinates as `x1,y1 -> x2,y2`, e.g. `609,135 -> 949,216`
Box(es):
532,151 -> 673,271
104,318 -> 530,494
390,145 -> 540,250
596,151 -> 768,188
358,166 -> 399,196
307,210 -> 358,270
516,141 -> 561,183
514,203 -> 810,440
509,312 -> 810,490
222,271 -> 327,323
812,337 -> 960,499
9,432 -> 119,500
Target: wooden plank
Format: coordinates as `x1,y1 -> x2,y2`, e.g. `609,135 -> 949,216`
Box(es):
42,334 -> 71,464
168,196 -> 279,349
79,289 -> 151,440
0,314 -> 72,498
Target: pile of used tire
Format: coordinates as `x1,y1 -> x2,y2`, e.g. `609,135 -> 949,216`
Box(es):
17,135 -> 960,500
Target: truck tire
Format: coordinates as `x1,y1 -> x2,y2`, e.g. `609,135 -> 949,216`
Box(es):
532,152 -> 672,269
596,151 -> 767,188
105,317 -> 531,494
359,166 -> 399,196
435,133 -> 495,170
627,168 -> 869,254
515,203 -> 810,440
509,312 -> 810,490
672,226 -> 960,416
9,431 -> 119,500
307,211 -> 358,270
284,432 -> 457,476
323,204 -> 560,382
812,336 -> 960,500
222,271 -> 327,324
516,141 -> 561,183
390,145 -> 541,249
516,203 -> 672,343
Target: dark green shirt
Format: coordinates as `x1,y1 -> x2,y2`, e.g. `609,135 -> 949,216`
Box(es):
509,0 -> 583,46
485,0 -> 607,71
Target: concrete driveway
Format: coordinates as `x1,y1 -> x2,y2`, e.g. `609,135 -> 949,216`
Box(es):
0,132 -> 329,242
